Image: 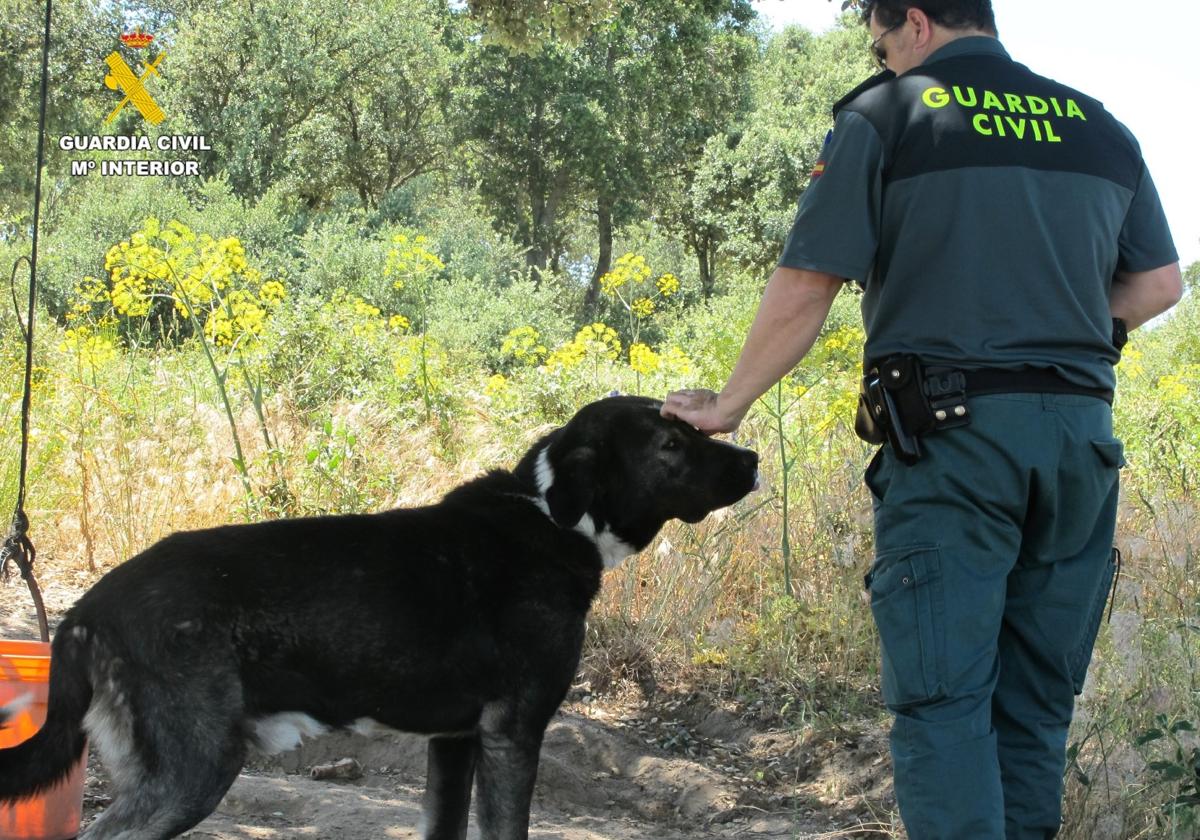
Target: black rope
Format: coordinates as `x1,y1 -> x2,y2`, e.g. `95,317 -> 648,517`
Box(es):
1,0 -> 53,644
8,256 -> 32,341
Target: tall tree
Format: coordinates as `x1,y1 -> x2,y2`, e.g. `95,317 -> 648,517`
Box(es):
453,39 -> 580,274
660,20 -> 874,292
0,0 -> 123,223
161,0 -> 454,207
454,0 -> 755,286
579,0 -> 756,309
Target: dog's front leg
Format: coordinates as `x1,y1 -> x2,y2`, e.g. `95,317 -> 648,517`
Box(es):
473,726 -> 544,840
422,734 -> 480,840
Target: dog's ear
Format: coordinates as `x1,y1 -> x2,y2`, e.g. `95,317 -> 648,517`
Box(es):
545,447 -> 597,528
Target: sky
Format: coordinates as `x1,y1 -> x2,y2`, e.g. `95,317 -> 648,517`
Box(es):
751,0 -> 1200,269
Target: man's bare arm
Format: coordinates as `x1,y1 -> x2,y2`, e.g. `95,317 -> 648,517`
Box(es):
1111,262 -> 1184,330
661,266 -> 844,434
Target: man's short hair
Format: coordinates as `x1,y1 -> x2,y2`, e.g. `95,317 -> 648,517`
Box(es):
862,0 -> 997,34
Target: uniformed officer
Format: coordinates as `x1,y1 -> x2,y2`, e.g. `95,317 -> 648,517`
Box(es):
661,1 -> 1183,837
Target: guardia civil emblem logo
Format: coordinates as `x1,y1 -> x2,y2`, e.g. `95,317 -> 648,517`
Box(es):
104,29 -> 165,125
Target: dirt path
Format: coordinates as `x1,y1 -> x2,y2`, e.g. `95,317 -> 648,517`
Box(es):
7,577 -> 897,840
104,718 -> 820,840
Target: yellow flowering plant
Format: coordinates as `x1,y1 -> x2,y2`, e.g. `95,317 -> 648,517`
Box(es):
539,322 -> 623,396
385,231 -> 446,421
484,373 -> 519,414
597,253 -> 683,386
501,326 -> 549,366
87,217 -> 289,509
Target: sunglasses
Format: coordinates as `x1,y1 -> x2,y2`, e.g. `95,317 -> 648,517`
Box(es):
870,21 -> 905,70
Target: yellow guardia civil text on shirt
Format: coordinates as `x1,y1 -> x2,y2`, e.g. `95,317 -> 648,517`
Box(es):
921,85 -> 1087,142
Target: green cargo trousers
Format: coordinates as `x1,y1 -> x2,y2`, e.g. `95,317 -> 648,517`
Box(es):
863,393 -> 1122,840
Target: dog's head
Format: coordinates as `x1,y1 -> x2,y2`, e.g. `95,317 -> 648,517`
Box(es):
517,395 -> 759,568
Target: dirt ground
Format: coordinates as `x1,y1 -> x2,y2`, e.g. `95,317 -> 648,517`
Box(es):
4,572 -> 899,840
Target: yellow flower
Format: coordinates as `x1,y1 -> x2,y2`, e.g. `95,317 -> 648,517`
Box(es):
59,328 -> 116,370
661,346 -> 693,377
1157,374 -> 1190,402
629,342 -> 660,375
501,326 -> 547,363
545,340 -> 586,371
1116,344 -> 1145,380
576,322 -> 621,359
656,273 -> 680,297
258,280 -> 286,305
198,288 -> 269,346
599,269 -> 625,297
389,314 -> 411,331
821,324 -> 865,353
352,297 -> 381,318
484,374 -> 518,412
78,276 -> 108,303
600,253 -> 652,298
631,297 -> 655,318
110,274 -> 152,317
386,231 -> 445,288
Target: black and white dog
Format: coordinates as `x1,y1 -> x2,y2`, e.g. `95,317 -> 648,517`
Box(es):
0,396 -> 758,840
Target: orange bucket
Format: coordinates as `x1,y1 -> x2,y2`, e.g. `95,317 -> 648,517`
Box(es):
0,640 -> 86,840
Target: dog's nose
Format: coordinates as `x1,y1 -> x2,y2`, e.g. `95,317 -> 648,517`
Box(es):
742,450 -> 760,491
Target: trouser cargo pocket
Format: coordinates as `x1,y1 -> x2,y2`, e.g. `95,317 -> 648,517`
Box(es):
866,545 -> 947,708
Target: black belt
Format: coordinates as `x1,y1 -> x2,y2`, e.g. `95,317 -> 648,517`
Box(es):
946,368 -> 1113,405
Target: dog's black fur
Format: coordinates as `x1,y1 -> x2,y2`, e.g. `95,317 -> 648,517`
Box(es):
0,396 -> 758,840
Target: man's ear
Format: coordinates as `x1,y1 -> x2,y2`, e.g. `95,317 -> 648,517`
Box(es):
545,447 -> 596,528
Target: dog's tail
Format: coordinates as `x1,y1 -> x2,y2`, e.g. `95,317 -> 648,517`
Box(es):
0,621 -> 92,803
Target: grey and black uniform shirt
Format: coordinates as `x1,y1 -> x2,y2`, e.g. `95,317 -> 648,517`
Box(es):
779,37 -> 1177,390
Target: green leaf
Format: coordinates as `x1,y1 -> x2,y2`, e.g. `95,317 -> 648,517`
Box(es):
1150,762 -> 1186,781
1138,728 -> 1166,745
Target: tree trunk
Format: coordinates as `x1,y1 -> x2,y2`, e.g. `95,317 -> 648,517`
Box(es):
584,195 -> 614,314
527,99 -> 549,275
698,242 -> 714,299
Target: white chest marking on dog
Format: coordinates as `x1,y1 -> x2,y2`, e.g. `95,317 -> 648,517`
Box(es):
532,444 -> 633,569
252,712 -> 329,754
534,446 -> 554,496
576,513 -> 636,570
529,495 -> 552,517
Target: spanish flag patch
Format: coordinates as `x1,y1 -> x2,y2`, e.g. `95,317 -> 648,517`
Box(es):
811,161 -> 826,178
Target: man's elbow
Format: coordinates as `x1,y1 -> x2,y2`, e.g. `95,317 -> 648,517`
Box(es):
1153,263 -> 1185,311
772,265 -> 845,304
1166,268 -> 1185,308
1116,262 -> 1185,320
